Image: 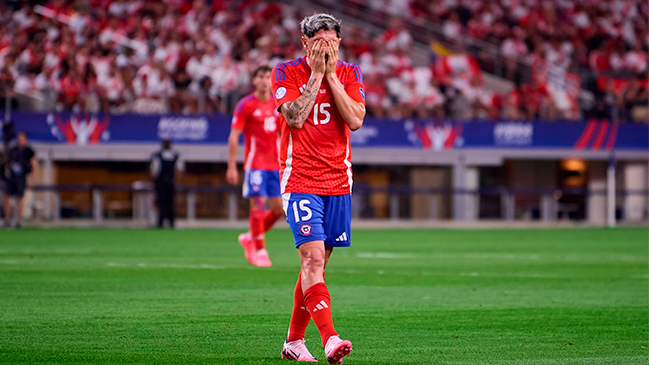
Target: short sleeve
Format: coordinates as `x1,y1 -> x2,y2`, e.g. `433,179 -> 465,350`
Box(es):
271,62 -> 302,109
231,99 -> 248,131
344,64 -> 365,104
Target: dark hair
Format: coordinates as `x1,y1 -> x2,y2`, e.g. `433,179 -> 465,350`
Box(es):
300,13 -> 342,39
162,139 -> 171,149
252,65 -> 272,78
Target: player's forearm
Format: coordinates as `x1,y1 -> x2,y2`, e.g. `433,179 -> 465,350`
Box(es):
326,74 -> 365,131
31,158 -> 38,179
281,72 -> 323,129
227,135 -> 239,168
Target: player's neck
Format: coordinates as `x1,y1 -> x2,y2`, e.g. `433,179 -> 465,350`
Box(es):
254,90 -> 271,101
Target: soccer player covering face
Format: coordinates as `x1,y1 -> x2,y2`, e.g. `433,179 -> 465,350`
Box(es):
272,14 -> 365,364
227,66 -> 284,267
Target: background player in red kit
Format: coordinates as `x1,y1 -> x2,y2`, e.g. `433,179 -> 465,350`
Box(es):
272,14 -> 365,364
227,66 -> 283,267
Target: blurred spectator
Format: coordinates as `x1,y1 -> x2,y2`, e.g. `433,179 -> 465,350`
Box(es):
363,73 -> 388,118
620,79 -> 649,122
0,67 -> 17,110
501,28 -> 528,79
381,19 -> 412,52
0,0 -> 644,123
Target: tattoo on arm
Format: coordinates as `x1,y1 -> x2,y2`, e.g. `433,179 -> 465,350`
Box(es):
281,74 -> 322,129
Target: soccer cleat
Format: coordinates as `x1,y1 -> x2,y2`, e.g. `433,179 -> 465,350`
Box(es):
238,232 -> 256,266
281,339 -> 318,362
255,249 -> 272,267
324,335 -> 352,365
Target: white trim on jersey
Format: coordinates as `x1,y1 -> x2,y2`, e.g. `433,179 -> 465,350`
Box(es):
242,170 -> 249,197
281,193 -> 291,216
344,136 -> 353,194
280,133 -> 293,194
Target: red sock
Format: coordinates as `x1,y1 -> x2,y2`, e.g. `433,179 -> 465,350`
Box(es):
262,210 -> 281,233
303,282 -> 337,347
287,272 -> 311,342
249,210 -> 265,250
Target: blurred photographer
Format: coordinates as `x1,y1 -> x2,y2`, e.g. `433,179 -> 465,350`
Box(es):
150,139 -> 184,228
3,132 -> 37,228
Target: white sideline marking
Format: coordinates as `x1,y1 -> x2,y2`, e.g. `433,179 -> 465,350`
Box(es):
339,268 -> 647,280
357,252 -> 417,259
106,262 -> 229,270
0,248 -> 91,255
356,251 -> 645,263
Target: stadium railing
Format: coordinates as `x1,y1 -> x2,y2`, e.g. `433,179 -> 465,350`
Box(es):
28,183 -> 648,224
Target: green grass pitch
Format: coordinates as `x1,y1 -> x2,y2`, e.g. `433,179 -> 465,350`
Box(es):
0,228 -> 647,364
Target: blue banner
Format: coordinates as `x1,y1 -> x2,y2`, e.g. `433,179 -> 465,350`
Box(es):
3,112 -> 647,151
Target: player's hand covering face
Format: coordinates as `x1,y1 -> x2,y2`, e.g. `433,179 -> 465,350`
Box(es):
304,30 -> 340,75
325,39 -> 340,75
307,39 -> 327,75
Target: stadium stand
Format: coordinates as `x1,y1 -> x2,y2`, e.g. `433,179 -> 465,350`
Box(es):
0,0 -> 646,121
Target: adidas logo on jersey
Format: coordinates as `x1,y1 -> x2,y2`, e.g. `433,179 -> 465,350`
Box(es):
313,300 -> 329,312
334,232 -> 348,242
253,109 -> 263,117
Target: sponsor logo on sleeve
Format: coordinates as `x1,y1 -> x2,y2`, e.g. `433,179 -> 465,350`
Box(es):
275,87 -> 287,100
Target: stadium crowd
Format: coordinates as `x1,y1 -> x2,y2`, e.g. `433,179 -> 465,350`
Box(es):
0,0 -> 646,121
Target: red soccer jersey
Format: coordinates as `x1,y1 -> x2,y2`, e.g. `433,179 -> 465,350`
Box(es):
231,93 -> 280,171
271,57 -> 365,196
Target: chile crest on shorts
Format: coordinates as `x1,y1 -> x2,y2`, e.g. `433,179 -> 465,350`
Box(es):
299,223 -> 312,236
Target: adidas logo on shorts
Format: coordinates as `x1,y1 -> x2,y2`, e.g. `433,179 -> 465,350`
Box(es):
334,232 -> 348,242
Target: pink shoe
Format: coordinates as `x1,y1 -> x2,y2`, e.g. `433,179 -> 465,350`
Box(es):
281,339 -> 318,362
324,335 -> 352,365
238,233 -> 256,266
255,249 -> 272,267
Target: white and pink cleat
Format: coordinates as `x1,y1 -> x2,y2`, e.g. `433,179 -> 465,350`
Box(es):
238,232 -> 256,266
255,249 -> 273,267
281,339 -> 318,362
324,335 -> 352,364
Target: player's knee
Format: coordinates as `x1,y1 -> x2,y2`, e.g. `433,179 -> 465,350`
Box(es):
301,248 -> 325,271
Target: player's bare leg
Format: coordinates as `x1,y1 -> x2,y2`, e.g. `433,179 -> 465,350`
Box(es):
298,242 -> 351,364
265,197 -> 284,231
3,196 -> 12,227
15,197 -> 24,228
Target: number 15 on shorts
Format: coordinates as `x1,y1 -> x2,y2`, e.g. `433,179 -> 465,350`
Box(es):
292,200 -> 312,222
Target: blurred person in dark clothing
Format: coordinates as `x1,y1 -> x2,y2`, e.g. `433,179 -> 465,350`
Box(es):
3,132 -> 37,228
150,139 -> 184,228
0,68 -> 17,111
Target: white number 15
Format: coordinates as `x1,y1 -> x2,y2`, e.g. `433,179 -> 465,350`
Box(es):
292,200 -> 313,222
313,103 -> 331,125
